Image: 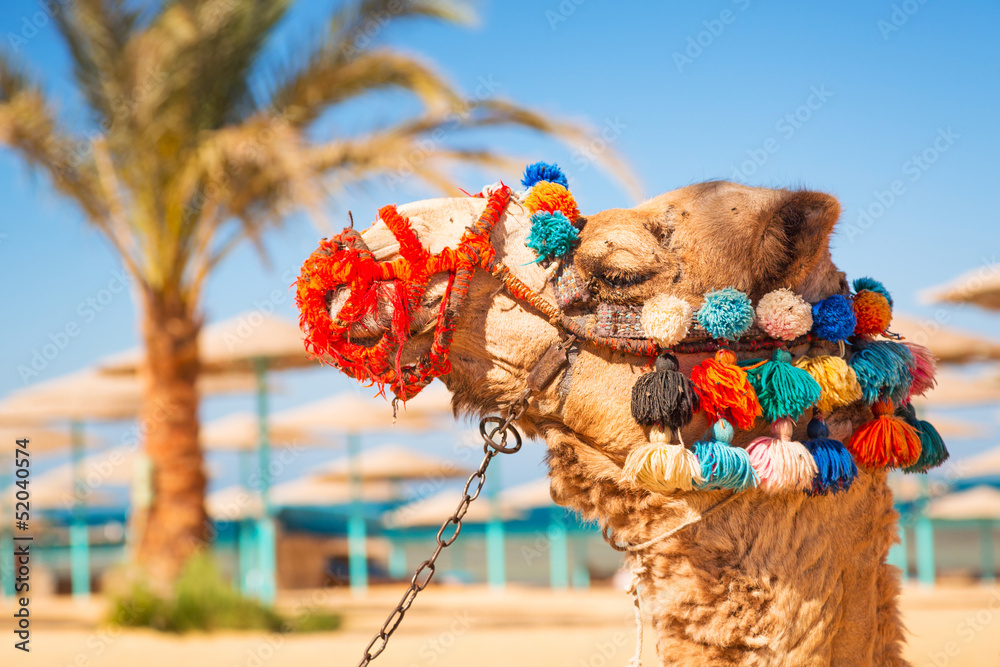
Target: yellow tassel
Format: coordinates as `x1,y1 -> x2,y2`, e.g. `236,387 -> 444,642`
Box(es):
794,355 -> 862,412
622,427 -> 703,492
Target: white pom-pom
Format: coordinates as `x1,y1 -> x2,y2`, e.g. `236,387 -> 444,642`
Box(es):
481,181 -> 504,197
755,289 -> 812,341
641,294 -> 693,347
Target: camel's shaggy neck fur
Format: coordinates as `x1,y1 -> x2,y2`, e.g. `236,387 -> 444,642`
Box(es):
356,183 -> 908,666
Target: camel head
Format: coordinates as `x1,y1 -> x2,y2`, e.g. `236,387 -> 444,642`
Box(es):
295,167 -> 942,518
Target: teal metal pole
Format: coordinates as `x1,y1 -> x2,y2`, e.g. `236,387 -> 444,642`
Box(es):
70,420 -> 90,599
570,534 -> 590,589
485,460 -> 506,590
236,450 -> 255,597
887,516 -> 908,579
914,515 -> 935,587
347,432 -> 368,594
548,507 -> 569,590
254,358 -> 276,604
1,458 -> 13,597
387,536 -> 406,580
980,519 -> 995,585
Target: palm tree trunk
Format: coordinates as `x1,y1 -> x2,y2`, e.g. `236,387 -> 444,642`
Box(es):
134,286 -> 208,581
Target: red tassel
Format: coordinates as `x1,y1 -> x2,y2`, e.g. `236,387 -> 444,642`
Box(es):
690,349 -> 762,430
846,398 -> 921,469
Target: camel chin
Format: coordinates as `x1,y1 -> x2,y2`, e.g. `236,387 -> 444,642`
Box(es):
353,182 -> 909,667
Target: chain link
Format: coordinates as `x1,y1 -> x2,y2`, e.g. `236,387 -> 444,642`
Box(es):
356,392 -> 530,667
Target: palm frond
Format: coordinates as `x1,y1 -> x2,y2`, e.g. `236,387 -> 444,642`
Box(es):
271,48 -> 466,126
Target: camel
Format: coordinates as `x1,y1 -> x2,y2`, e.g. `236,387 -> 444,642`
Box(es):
300,177 -> 913,666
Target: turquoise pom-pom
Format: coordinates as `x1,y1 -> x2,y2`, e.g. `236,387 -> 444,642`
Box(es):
521,161 -> 569,189
897,403 -> 950,473
853,277 -> 893,306
526,211 -> 578,261
693,419 -> 758,491
744,349 -> 821,420
696,288 -> 754,340
811,294 -> 856,342
804,417 -> 857,494
849,340 -> 913,404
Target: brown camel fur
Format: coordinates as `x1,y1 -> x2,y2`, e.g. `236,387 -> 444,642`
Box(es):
348,181 -> 908,666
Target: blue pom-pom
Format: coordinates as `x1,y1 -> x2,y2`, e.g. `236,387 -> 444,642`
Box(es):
811,295 -> 856,342
849,340 -> 914,404
521,162 -> 569,189
696,288 -> 754,340
526,211 -> 578,261
804,418 -> 857,494
693,419 -> 758,491
852,277 -> 893,306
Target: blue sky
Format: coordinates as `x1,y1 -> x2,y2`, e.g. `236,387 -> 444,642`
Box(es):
0,0 -> 998,491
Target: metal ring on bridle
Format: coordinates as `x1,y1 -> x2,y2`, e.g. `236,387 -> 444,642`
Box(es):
478,416 -> 523,454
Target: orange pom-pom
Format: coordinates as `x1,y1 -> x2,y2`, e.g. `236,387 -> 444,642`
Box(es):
690,349 -> 762,430
524,181 -> 580,221
846,398 -> 920,469
853,290 -> 892,336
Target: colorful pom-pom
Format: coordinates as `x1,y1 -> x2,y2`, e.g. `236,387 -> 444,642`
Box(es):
631,353 -> 700,431
696,288 -> 755,341
804,416 -> 857,494
743,349 -> 822,421
846,398 -> 921,469
793,355 -> 863,412
903,342 -> 937,400
622,426 -> 703,492
897,403 -> 950,473
641,295 -> 693,347
755,288 -> 813,341
849,340 -> 914,404
521,161 -> 569,189
853,277 -> 893,306
524,181 -> 580,221
693,419 -> 758,491
690,349 -> 762,430
853,290 -> 892,336
746,418 -> 818,493
525,211 -> 578,261
811,295 -> 857,342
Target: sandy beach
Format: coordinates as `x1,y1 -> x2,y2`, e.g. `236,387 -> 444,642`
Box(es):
5,584 -> 999,667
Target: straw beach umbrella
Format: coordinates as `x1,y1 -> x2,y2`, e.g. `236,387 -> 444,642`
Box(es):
0,369 -> 251,598
922,265 -> 1000,311
272,385 -> 456,593
909,369 -> 1000,408
890,314 -> 1000,364
99,313 -> 316,603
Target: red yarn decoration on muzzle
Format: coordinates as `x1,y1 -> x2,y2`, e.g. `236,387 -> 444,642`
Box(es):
295,186 -> 512,400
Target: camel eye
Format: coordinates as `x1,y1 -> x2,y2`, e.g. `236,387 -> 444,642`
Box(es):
598,270 -> 649,289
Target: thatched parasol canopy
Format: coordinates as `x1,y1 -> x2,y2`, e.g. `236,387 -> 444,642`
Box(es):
921,265 -> 1000,311
315,444 -> 470,482
891,314 -> 1000,364
927,485 -> 1000,520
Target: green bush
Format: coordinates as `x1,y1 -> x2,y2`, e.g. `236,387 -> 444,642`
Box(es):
110,555 -> 340,633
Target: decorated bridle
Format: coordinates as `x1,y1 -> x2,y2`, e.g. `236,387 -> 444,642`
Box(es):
295,162 -> 949,500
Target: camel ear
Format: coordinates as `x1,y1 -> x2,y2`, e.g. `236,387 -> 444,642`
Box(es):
761,190 -> 841,288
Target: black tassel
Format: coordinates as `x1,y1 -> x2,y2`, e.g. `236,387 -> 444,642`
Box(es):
630,353 -> 700,430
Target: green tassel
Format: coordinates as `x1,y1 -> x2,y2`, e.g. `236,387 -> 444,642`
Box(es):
742,349 -> 821,421
897,403 -> 950,473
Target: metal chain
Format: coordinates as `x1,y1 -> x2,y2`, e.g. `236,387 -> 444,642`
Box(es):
356,390 -> 531,667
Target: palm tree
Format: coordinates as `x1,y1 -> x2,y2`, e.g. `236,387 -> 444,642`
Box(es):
0,0 -> 633,580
